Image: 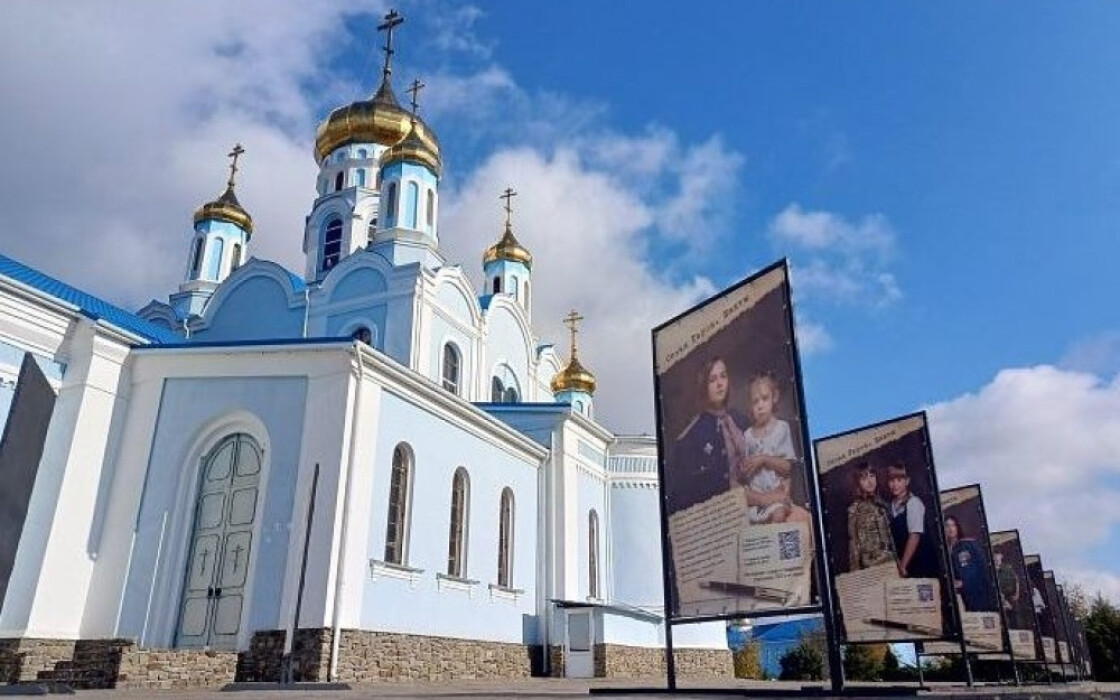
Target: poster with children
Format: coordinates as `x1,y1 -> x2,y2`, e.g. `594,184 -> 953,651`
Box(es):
813,412 -> 960,643
653,259 -> 819,621
980,530 -> 1039,661
1024,554 -> 1058,663
922,485 -> 1005,655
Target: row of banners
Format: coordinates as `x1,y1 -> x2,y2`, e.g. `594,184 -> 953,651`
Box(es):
652,260 -> 1091,673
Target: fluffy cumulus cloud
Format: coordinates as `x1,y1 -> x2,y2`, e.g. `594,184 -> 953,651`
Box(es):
0,0 -> 744,433
770,203 -> 902,308
926,365 -> 1120,601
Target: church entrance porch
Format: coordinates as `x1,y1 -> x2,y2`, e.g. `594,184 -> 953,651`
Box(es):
175,433 -> 262,651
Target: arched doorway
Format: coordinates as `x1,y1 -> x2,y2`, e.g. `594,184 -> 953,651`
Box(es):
175,433 -> 262,649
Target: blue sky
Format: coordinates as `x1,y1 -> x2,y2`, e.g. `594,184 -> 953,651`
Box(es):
1,1 -> 1118,599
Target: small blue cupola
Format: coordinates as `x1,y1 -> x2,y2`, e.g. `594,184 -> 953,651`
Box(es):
482,187 -> 533,321
370,78 -> 443,269
551,310 -> 596,418
171,144 -> 253,318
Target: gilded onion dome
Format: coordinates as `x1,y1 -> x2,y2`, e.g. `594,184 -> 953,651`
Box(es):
551,310 -> 596,395
483,223 -> 533,269
314,78 -> 441,165
551,354 -> 597,395
378,117 -> 442,177
194,144 -> 253,236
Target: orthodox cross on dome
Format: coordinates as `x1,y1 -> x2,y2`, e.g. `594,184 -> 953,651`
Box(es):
563,309 -> 584,357
500,187 -> 517,229
407,78 -> 425,116
226,143 -> 245,189
377,9 -> 405,81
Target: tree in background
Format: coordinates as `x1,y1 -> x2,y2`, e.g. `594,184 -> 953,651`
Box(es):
778,641 -> 824,681
843,644 -> 883,681
733,643 -> 764,680
1084,594 -> 1120,681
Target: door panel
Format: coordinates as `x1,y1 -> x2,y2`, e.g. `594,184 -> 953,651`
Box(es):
175,434 -> 261,650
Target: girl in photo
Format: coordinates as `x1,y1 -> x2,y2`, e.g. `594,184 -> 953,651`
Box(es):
846,462 -> 896,572
735,371 -> 810,524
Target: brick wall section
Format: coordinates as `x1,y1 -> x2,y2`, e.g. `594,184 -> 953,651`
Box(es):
0,638 -> 237,689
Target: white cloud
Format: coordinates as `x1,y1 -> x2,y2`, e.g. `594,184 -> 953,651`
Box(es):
770,203 -> 901,308
0,0 -> 743,434
926,365 -> 1120,594
794,317 -> 834,356
1061,330 -> 1120,378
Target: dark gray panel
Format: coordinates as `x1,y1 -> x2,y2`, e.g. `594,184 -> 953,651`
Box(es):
0,353 -> 57,609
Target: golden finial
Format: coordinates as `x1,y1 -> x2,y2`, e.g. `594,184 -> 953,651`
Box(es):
377,9 -> 405,82
226,143 -> 245,189
551,309 -> 596,395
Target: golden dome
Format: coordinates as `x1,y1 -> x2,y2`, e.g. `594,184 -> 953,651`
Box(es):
483,223 -> 533,268
314,79 -> 441,165
193,184 -> 253,236
379,119 -> 442,177
551,355 -> 597,395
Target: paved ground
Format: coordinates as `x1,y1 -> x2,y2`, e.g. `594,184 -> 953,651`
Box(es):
4,678 -> 1119,699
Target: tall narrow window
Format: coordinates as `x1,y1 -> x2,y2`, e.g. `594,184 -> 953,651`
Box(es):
384,444 -> 412,564
525,281 -> 530,309
231,243 -> 242,270
426,189 -> 435,226
386,183 -> 397,220
493,277 -> 502,294
356,169 -> 366,187
498,487 -> 514,588
191,237 -> 204,275
510,275 -> 519,301
357,148 -> 368,159
367,219 -> 377,244
322,218 -> 343,271
441,343 -> 461,395
491,377 -> 504,403
588,510 -> 600,599
334,171 -> 344,191
447,468 -> 470,578
405,181 -> 419,229
206,238 -> 224,280
503,386 -> 519,403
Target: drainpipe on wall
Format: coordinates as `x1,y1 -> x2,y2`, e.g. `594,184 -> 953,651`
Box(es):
328,343 -> 365,681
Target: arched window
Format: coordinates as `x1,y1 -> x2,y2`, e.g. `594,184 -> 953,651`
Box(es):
207,238 -> 225,280
356,169 -> 366,187
426,189 -> 435,226
503,386 -> 519,403
441,343 -> 461,395
231,243 -> 242,270
334,171 -> 344,191
447,467 -> 470,578
493,276 -> 502,294
405,181 -> 419,229
357,148 -> 368,159
322,218 -> 343,271
498,487 -> 514,588
351,326 -> 372,345
190,237 -> 204,276
386,183 -> 397,220
510,275 -> 519,301
491,377 -> 504,403
384,443 -> 412,565
589,510 -> 600,599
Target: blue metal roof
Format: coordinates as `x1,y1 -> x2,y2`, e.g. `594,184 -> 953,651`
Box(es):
0,255 -> 181,344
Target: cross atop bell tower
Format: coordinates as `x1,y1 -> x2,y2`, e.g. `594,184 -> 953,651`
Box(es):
378,9 -> 405,82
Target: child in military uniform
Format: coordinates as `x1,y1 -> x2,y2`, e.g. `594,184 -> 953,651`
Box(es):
846,462 -> 896,572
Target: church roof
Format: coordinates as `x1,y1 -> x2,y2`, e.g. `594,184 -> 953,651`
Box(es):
0,255 -> 181,344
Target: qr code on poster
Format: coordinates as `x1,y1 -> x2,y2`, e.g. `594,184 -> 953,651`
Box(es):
778,530 -> 801,560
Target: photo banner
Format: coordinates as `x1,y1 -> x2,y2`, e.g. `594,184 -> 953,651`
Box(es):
653,260 -> 819,621
979,530 -> 1040,661
813,412 -> 960,643
923,485 -> 1005,655
1044,571 -> 1070,665
1024,555 -> 1057,663
1056,585 -> 1079,671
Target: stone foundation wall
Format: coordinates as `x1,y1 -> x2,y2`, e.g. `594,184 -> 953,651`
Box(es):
544,642 -> 732,679
241,628 -> 536,682
0,638 -> 237,689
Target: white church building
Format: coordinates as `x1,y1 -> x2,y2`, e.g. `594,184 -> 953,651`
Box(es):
0,13 -> 730,689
